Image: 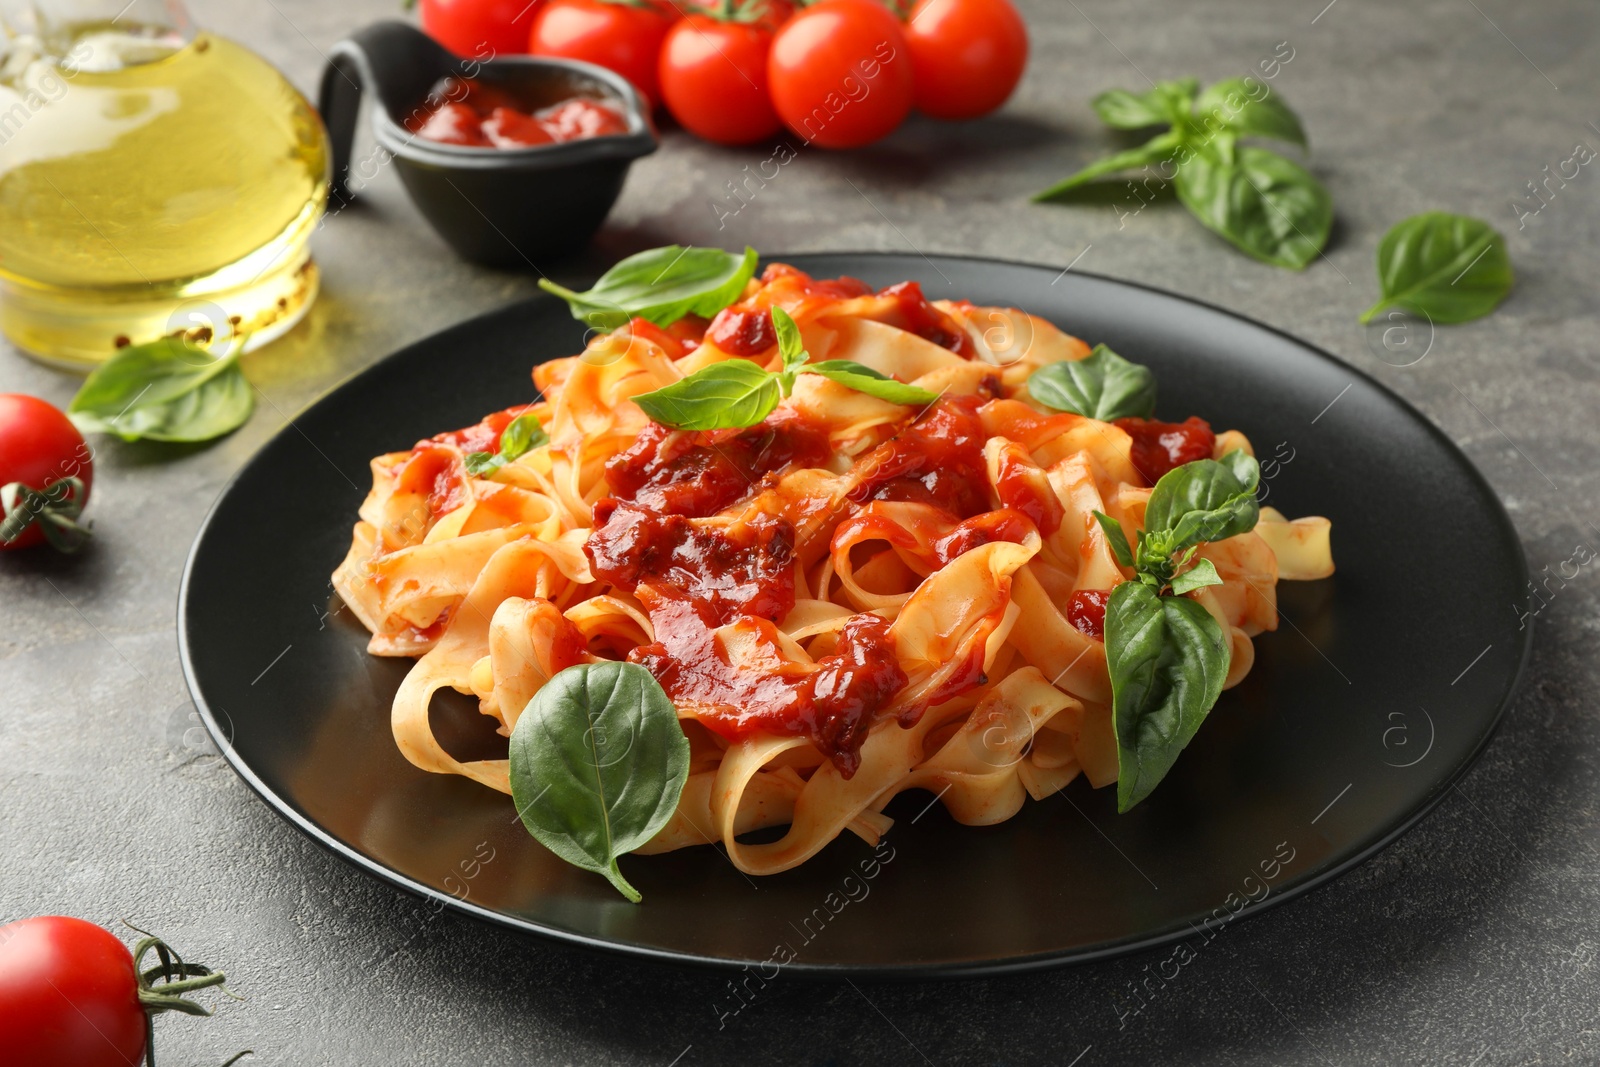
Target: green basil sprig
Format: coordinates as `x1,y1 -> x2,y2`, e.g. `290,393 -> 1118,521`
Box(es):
69,337 -> 253,443
1360,212 -> 1513,324
1035,78 -> 1330,271
633,307 -> 938,431
1093,450 -> 1260,811
508,661 -> 690,903
539,245 -> 759,330
1026,344 -> 1156,421
463,412 -> 548,477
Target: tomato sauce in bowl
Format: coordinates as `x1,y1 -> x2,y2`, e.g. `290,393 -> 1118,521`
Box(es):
405,76 -> 631,149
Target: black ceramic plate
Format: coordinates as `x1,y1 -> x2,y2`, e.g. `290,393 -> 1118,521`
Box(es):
179,254 -> 1530,976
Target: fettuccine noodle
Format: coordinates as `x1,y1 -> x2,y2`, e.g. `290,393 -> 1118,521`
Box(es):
333,264 -> 1334,875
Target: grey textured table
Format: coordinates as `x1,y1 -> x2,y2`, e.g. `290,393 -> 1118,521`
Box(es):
4,0 -> 1598,1063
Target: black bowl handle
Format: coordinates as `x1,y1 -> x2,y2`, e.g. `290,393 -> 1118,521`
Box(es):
318,21 -> 458,204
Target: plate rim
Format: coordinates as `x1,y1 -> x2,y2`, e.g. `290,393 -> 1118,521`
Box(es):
177,251 -> 1533,978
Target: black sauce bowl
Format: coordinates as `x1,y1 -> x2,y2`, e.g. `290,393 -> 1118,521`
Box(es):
318,21 -> 658,268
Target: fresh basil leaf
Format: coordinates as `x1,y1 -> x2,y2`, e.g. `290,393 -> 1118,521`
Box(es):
633,359 -> 782,430
539,245 -> 759,330
464,412 -> 548,477
1026,344 -> 1157,421
771,306 -> 808,379
1094,510 -> 1136,569
1105,582 -> 1230,812
69,338 -> 253,443
1359,212 -> 1513,324
1033,132 -> 1183,201
1193,78 -> 1307,147
508,661 -> 690,902
1143,452 -> 1261,557
1169,557 -> 1223,595
802,361 -> 940,407
1174,144 -> 1332,270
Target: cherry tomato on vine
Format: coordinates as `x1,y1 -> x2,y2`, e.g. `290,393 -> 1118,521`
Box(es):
0,918 -> 145,1066
902,0 -> 1027,120
0,917 -> 235,1067
0,394 -> 92,552
659,7 -> 782,145
528,0 -> 677,107
767,0 -> 914,149
419,0 -> 543,58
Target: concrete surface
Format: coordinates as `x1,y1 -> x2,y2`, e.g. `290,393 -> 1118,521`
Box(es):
3,0 -> 1598,1063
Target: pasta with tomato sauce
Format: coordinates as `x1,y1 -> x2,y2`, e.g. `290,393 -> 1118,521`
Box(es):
332,264 -> 1334,876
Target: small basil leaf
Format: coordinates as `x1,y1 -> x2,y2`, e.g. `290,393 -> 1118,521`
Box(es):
464,411 -> 548,478
771,306 -> 808,377
1026,344 -> 1157,421
1143,452 -> 1261,557
634,359 -> 782,430
69,338 -> 253,443
508,661 -> 690,902
499,412 -> 549,461
1105,582 -> 1230,812
1193,78 -> 1307,148
1094,510 -> 1136,569
1169,557 -> 1224,596
1033,132 -> 1183,201
801,361 -> 940,406
1174,144 -> 1332,270
539,245 -> 759,330
1359,213 -> 1513,324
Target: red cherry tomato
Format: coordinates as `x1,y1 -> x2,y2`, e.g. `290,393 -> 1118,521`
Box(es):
419,0 -> 543,58
0,917 -> 147,1066
768,0 -> 914,149
659,15 -> 781,145
528,0 -> 676,107
902,0 -> 1027,120
0,394 -> 92,551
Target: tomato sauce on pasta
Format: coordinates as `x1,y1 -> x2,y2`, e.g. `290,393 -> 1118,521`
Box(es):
332,264 -> 1335,875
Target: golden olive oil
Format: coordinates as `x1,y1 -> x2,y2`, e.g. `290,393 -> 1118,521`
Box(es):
0,27 -> 329,368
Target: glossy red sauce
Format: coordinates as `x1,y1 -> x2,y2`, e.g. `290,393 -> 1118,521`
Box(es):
406,77 -> 628,149
1114,416 -> 1216,485
706,307 -> 776,356
588,502 -> 797,622
629,587 -> 907,777
758,263 -> 873,301
991,454 -> 1062,535
603,415 -> 832,518
1067,589 -> 1111,639
876,280 -> 971,355
931,508 -> 1036,566
627,316 -> 704,359
849,396 -> 991,518
396,446 -> 467,517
